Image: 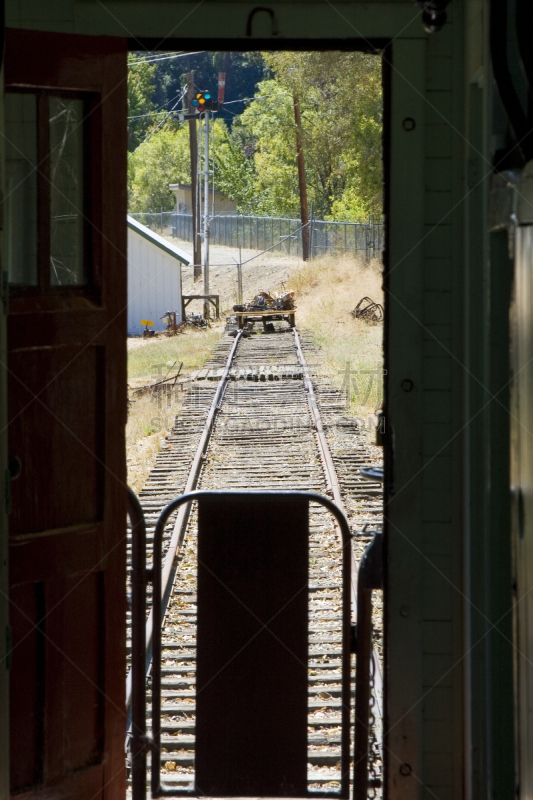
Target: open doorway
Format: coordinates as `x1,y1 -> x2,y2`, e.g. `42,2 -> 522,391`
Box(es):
125,47 -> 385,494
1,10 -> 472,799
124,46 -> 386,796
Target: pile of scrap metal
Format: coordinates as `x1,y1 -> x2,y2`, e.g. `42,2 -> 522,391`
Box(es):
233,289 -> 295,314
161,311 -> 186,336
351,296 -> 384,323
231,288 -> 296,332
160,310 -> 210,334
129,361 -> 184,400
186,313 -> 210,329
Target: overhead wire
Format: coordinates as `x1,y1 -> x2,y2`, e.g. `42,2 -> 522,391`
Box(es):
129,112 -> 161,120
128,83 -> 188,121
128,87 -> 187,158
222,93 -> 282,105
129,51 -> 205,65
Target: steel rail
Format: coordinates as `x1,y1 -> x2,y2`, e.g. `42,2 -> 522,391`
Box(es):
293,328 -> 343,510
293,329 -> 363,617
125,330 -> 243,710
129,324 -> 383,797
293,328 -> 384,763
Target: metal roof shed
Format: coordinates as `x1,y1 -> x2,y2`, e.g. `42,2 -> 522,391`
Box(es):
127,215 -> 191,336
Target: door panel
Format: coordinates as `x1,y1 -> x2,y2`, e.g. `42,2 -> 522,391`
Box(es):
61,572 -> 105,771
9,582 -> 45,790
8,346 -> 105,536
5,29 -> 127,799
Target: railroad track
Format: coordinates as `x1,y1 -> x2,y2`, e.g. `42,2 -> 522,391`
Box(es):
126,324 -> 383,793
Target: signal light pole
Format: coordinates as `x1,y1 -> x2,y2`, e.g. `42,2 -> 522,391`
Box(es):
186,73 -> 201,279
192,92 -> 215,318
203,109 -> 210,319
186,87 -> 222,317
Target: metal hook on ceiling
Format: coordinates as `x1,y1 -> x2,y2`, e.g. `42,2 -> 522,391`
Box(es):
414,0 -> 452,33
245,7 -> 279,38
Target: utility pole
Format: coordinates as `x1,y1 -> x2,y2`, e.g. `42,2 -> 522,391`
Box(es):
293,95 -> 310,261
237,246 -> 243,305
203,110 -> 210,318
186,72 -> 201,279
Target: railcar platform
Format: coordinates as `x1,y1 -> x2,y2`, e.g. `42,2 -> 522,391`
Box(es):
235,309 -> 295,328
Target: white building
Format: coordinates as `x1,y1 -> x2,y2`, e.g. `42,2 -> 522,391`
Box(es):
127,216 -> 191,336
169,183 -> 237,216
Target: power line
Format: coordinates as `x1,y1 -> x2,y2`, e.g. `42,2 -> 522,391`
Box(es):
129,51 -> 205,65
128,88 -> 187,157
128,85 -> 187,121
128,111 -> 168,120
222,94 -> 273,105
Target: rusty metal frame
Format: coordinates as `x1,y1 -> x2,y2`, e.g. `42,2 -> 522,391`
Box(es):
354,532 -> 383,799
148,489 -> 353,799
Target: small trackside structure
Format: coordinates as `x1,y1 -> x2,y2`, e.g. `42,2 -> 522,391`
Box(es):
233,289 -> 296,330
127,215 -> 191,336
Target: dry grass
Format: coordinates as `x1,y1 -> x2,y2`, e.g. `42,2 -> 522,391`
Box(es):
127,326 -> 222,382
126,394 -> 166,494
126,324 -> 223,492
292,253 -> 384,438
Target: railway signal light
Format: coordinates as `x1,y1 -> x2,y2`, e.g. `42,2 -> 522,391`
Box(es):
191,90 -> 217,114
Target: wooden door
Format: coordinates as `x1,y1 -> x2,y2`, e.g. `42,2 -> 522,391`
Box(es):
4,29 -> 127,798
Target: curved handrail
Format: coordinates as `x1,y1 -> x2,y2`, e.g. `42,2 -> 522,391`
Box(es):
150,489 -> 352,799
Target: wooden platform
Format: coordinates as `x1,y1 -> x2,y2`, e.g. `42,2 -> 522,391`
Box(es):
235,310 -> 295,329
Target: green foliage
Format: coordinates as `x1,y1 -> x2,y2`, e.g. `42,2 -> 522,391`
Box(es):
231,81 -> 300,216
128,53 -> 160,152
128,125 -> 190,211
214,126 -> 258,213
128,119 -> 238,213
255,52 -> 383,220
127,50 -> 382,221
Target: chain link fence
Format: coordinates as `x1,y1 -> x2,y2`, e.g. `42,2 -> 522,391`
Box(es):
129,211 -> 385,260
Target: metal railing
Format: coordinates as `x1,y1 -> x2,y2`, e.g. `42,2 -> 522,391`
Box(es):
129,489 -> 353,799
129,211 -> 385,260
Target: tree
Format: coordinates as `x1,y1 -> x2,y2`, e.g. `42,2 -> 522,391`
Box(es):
213,126 -> 258,213
226,52 -> 382,220
211,52 -> 270,126
128,125 -> 190,211
127,53 -> 159,152
128,119 -> 237,213
127,51 -> 383,221
231,80 -> 302,217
